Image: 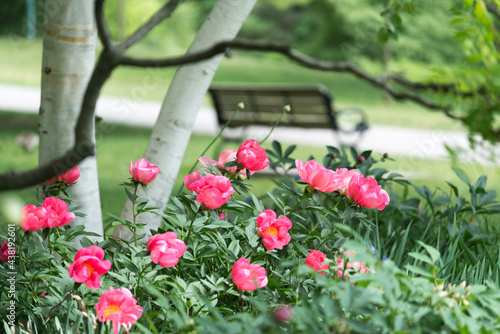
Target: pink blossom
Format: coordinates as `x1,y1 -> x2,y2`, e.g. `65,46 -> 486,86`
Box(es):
256,210 -> 292,251
236,139 -> 269,172
46,165 -> 80,185
231,257 -> 268,291
146,232 -> 186,267
96,287 -> 143,334
129,158 -> 160,184
184,171 -> 203,190
305,250 -> 329,275
187,174 -> 234,209
274,305 -> 294,323
42,197 -> 75,228
20,204 -> 47,231
199,149 -> 246,176
295,159 -> 358,193
0,242 -> 15,262
68,246 -> 112,289
38,279 -> 49,298
346,174 -> 390,210
337,252 -> 370,279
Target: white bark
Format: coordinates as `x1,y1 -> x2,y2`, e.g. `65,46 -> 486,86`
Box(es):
39,0 -> 103,243
117,0 -> 258,241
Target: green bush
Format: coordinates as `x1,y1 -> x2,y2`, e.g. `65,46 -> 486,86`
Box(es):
1,141 -> 499,333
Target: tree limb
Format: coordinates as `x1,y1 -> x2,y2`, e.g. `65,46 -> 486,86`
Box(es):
95,0 -> 113,49
0,48 -> 119,191
486,1 -> 500,20
121,39 -> 467,121
118,0 -> 182,51
0,148 -> 92,191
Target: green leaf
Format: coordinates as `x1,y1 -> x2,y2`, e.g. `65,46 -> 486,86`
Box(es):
405,264 -> 433,278
394,222 -> 412,266
272,140 -> 282,157
283,145 -> 296,157
459,237 -> 478,265
452,167 -> 471,186
125,187 -> 135,202
377,27 -> 390,43
408,252 -> 433,265
228,240 -> 241,257
30,251 -> 54,262
417,241 -> 441,264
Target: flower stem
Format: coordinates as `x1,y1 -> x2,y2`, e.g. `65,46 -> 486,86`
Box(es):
132,185 -> 138,247
179,105 -> 243,195
185,208 -> 201,243
18,232 -> 27,274
287,191 -> 307,217
46,283 -> 80,321
317,233 -> 334,250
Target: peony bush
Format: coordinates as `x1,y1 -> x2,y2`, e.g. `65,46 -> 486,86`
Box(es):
1,140 -> 500,333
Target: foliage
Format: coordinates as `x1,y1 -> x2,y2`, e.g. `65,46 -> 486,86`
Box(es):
1,140 -> 500,333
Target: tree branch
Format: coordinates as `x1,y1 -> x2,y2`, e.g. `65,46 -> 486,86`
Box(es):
95,0 -> 113,49
121,39 -> 467,121
0,149 -> 92,191
0,47 -> 120,191
486,1 -> 500,20
118,0 -> 181,51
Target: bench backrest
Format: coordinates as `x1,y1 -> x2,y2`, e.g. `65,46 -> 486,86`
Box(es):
208,85 -> 338,130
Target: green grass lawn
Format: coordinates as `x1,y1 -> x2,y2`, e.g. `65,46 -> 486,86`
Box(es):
1,111 -> 498,228
0,37 -> 464,131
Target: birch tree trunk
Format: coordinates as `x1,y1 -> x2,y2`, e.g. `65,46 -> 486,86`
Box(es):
39,0 -> 103,242
116,0 -> 258,241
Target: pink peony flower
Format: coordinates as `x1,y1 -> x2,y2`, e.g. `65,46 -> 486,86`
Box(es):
295,159 -> 358,193
46,165 -> 80,185
129,158 -> 160,184
42,197 -> 75,228
337,251 -> 370,279
184,171 -> 203,189
199,149 -> 246,176
337,169 -> 359,195
187,174 -> 234,209
305,250 -> 329,275
256,210 -> 292,251
0,242 -> 15,262
236,139 -> 269,172
231,257 -> 268,291
68,245 -> 112,289
146,232 -> 186,267
20,204 -> 47,231
346,174 -> 390,210
274,305 -> 294,323
96,287 -> 143,334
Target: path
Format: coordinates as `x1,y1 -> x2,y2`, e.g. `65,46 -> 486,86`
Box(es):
1,83 -> 498,166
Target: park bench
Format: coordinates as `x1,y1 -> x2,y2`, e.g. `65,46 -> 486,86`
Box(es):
208,84 -> 368,147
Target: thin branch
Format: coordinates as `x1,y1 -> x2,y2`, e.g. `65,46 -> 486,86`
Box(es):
0,147 -> 92,191
118,0 -> 181,51
95,0 -> 113,49
486,1 -> 500,20
389,75 -> 480,97
121,39 -> 467,121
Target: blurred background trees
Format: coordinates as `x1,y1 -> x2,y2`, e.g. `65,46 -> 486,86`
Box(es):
1,0 -> 466,64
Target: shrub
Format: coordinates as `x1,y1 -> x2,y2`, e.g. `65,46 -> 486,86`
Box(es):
1,141 -> 499,333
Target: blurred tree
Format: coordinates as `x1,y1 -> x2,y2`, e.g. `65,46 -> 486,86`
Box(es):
0,0 -> 44,36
